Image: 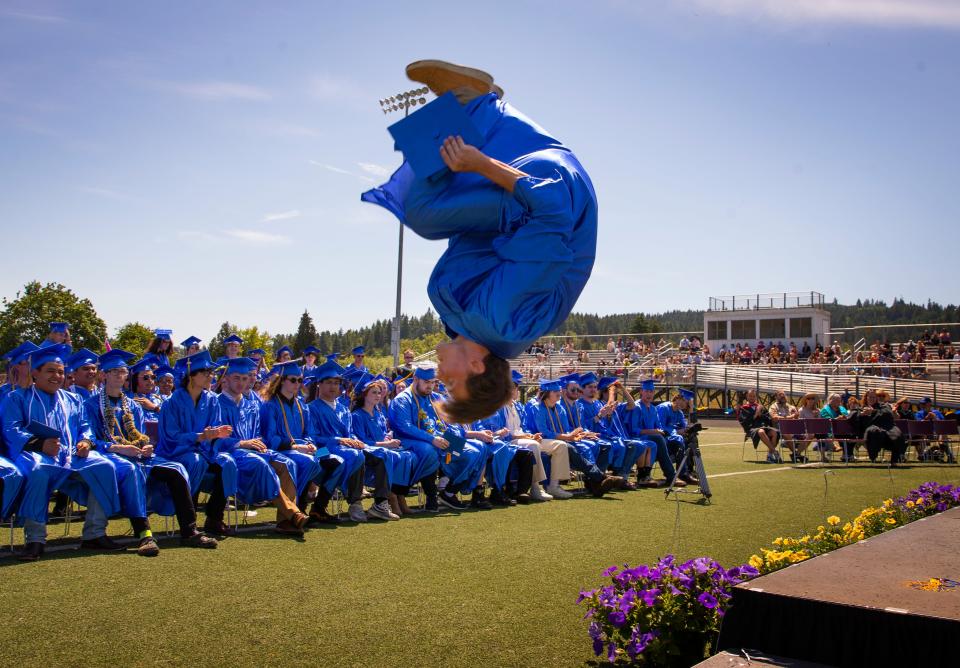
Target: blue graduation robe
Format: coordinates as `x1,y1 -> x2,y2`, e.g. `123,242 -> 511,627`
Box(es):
656,401 -> 687,449
155,387 -> 222,496
362,93 -> 597,360
306,398 -> 365,496
351,406 -> 416,489
259,395 -> 330,496
2,386 -> 121,522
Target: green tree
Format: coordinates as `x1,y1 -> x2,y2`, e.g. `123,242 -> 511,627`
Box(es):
0,281 -> 107,354
113,322 -> 155,358
207,321 -> 238,361
239,326 -> 273,356
292,310 -> 319,355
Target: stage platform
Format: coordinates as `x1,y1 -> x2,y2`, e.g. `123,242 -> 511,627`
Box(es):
717,507 -> 960,666
694,650 -> 832,667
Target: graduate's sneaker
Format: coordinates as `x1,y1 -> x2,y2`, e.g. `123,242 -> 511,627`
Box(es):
367,500 -> 400,521
347,501 -> 368,522
545,485 -> 573,499
180,532 -> 218,549
308,509 -> 342,525
137,536 -> 160,557
405,59 -> 494,98
16,542 -> 44,562
202,521 -> 237,538
438,491 -> 467,510
422,496 -> 440,513
515,493 -> 533,505
530,485 -> 552,501
80,535 -> 127,552
274,519 -> 305,536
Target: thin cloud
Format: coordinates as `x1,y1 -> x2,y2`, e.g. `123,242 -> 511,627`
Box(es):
688,0 -> 960,29
261,209 -> 301,223
0,9 -> 67,23
225,229 -> 291,244
154,80 -> 271,101
357,162 -> 391,178
177,230 -> 218,243
308,160 -> 375,182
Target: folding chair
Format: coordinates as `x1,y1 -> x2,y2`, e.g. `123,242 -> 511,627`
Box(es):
894,420 -> 913,462
777,419 -> 808,463
932,421 -> 959,463
144,420 -> 160,445
830,419 -> 861,462
906,420 -> 935,462
804,418 -> 833,462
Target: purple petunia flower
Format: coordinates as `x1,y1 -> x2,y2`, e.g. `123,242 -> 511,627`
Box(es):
697,592 -> 719,609
640,588 -> 661,607
607,642 -> 618,663
592,637 -> 603,656
607,610 -> 627,627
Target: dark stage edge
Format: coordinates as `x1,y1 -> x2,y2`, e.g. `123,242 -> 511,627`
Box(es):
717,507 -> 960,667
693,650 -> 832,667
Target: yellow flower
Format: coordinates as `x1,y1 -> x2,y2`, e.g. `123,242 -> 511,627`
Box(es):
827,515 -> 840,526
773,537 -> 783,547
885,518 -> 896,525
748,555 -> 763,569
883,498 -> 893,508
906,500 -> 915,509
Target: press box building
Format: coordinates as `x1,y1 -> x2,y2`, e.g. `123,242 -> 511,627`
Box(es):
702,292 -> 831,352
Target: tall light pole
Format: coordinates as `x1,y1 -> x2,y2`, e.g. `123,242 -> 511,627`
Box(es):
378,87 -> 429,367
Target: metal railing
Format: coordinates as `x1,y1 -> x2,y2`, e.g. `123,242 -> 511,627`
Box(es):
708,291 -> 824,312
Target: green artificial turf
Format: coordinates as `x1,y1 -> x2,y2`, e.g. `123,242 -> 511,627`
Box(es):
1,425 -> 957,667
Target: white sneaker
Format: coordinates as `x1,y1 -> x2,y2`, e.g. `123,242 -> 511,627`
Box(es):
546,485 -> 573,499
530,485 -> 553,501
367,500 -> 400,521
348,501 -> 368,522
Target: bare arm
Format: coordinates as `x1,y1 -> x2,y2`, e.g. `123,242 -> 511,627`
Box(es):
439,136 -> 528,194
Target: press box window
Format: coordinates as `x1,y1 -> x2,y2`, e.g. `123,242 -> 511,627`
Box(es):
708,321 -> 728,340
759,318 -> 785,339
790,317 -> 812,338
731,320 -> 755,340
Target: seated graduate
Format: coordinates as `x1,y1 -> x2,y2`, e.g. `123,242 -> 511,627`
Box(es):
154,365 -> 175,405
258,361 -> 341,525
350,375 -> 417,517
468,397 -> 537,506
155,351 -> 237,538
216,357 -> 308,536
524,378 -> 621,498
363,60 -> 598,424
65,348 -> 100,400
86,349 -> 218,554
221,334 -> 243,362
346,346 -> 368,374
388,366 -> 485,512
559,374 -> 609,469
274,346 -> 293,364
306,362 -> 399,522
2,344 -> 126,561
181,335 -> 201,357
128,357 -> 163,422
479,369 -> 567,501
146,329 -> 175,367
302,346 -> 320,375
619,380 -> 682,488
577,375 -> 646,488
46,321 -> 71,345
655,388 -> 699,486
1,341 -> 39,400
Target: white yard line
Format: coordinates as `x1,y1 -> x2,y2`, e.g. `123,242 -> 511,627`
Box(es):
707,466 -> 793,479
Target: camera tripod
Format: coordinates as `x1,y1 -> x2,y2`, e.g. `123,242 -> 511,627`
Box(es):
664,422 -> 712,502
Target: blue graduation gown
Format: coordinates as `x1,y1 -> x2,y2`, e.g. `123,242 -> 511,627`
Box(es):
306,399 -> 365,496
0,453 -> 24,519
219,391 -> 298,483
86,393 -> 188,517
258,396 -> 330,496
617,402 -> 661,463
2,386 -> 121,522
155,388 -> 223,496
130,391 -> 162,422
351,406 -> 416,489
362,93 -> 597,360
656,401 -> 687,449
527,398 -> 604,466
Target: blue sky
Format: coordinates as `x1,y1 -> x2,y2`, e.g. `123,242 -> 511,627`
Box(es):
2,0 -> 958,342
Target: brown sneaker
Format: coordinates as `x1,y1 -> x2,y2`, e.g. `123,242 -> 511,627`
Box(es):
406,60 -> 494,98
274,519 -> 304,536
137,536 -> 160,557
180,531 -> 218,549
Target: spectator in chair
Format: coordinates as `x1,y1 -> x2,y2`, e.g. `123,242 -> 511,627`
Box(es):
769,390 -> 806,462
738,389 -> 781,463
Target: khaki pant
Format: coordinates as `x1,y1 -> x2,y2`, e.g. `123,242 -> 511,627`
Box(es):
534,439 -> 571,484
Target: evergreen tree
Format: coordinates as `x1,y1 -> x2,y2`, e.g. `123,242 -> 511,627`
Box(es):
292,310 -> 319,355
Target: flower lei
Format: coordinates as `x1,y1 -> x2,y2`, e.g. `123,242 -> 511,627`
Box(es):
100,392 -> 150,447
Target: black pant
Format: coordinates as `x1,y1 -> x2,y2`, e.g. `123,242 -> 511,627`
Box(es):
419,471 -> 438,499
150,465 -> 198,537
363,451 -> 389,503
505,449 -> 534,496
865,427 -> 906,463
203,464 -> 228,527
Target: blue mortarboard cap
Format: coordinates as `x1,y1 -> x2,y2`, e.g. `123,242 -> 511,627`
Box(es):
48,322 -> 70,333
275,345 -> 292,357
153,329 -> 173,340
272,361 -> 302,377
373,373 -> 394,392
313,360 -> 344,381
155,364 -> 175,378
353,372 -> 375,395
246,348 -> 266,357
31,343 -> 71,369
225,357 -> 258,375
129,357 -> 158,375
640,379 -> 656,392
558,373 -> 581,387
679,388 -> 695,401
578,372 -> 599,387
387,92 -> 484,179
351,346 -> 366,356
3,341 -> 34,361
538,378 -> 561,392
326,352 -> 341,362
223,334 -> 243,345
511,370 -> 523,385
413,366 -> 436,381
303,346 -> 320,355
597,376 -> 617,392
99,349 -> 136,372
66,348 -> 99,372
181,336 -> 201,348
920,396 -> 933,404
180,350 -> 215,374
9,342 -> 39,366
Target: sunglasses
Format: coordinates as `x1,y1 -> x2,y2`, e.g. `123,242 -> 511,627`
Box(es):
141,375 -> 156,381
284,376 -> 303,384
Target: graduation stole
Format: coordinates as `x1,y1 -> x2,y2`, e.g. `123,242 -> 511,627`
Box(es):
100,392 -> 150,447
545,404 -> 564,434
275,395 -> 305,441
414,393 -> 446,435
563,398 -> 582,428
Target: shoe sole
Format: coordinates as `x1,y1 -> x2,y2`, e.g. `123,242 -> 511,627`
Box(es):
437,497 -> 466,510
367,509 -> 400,521
405,60 -> 494,96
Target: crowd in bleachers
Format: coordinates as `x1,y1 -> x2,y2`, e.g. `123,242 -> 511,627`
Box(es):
0,325 -> 709,562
